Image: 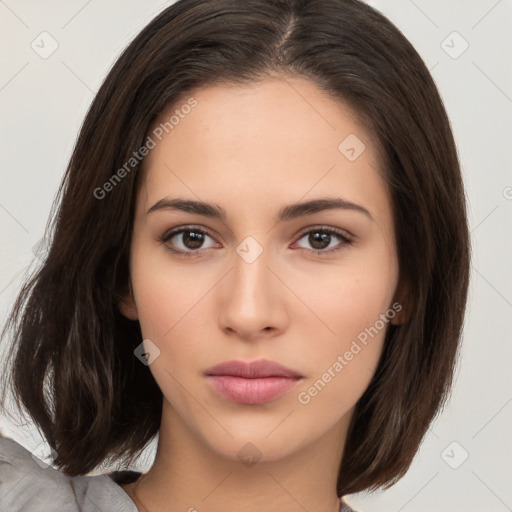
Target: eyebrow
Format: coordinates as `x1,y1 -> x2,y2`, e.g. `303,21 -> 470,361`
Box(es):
146,197 -> 373,222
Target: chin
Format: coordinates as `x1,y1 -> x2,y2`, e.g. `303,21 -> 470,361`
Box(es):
197,421 -> 313,465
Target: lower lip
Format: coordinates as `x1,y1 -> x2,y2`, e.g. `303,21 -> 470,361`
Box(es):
206,375 -> 302,404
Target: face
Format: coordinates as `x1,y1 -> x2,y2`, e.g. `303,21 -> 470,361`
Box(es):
120,76 -> 403,463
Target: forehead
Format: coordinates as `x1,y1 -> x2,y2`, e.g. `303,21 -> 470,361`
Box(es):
139,77 -> 389,224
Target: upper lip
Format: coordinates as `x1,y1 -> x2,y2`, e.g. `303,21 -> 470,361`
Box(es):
205,359 -> 304,379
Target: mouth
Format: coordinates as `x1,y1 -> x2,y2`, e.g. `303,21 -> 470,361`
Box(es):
204,359 -> 304,405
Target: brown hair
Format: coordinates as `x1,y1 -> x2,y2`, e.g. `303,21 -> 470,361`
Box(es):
0,0 -> 470,496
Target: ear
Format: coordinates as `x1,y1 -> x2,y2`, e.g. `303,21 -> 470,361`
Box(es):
390,278 -> 412,325
117,282 -> 139,321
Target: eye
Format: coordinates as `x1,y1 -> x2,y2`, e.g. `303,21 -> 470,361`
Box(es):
293,227 -> 352,255
158,226 -> 218,257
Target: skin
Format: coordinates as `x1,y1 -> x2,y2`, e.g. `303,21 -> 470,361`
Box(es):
119,76 -> 405,512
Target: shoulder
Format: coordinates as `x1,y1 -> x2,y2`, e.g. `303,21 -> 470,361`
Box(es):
0,433 -> 138,511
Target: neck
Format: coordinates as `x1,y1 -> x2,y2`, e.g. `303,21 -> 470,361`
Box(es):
126,399 -> 346,512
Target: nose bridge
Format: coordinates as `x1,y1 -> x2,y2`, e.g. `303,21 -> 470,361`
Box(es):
231,235 -> 272,307
219,235 -> 282,335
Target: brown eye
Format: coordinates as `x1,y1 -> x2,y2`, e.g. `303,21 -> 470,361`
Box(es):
178,230 -> 206,250
295,227 -> 352,254
308,232 -> 331,250
159,227 -> 218,256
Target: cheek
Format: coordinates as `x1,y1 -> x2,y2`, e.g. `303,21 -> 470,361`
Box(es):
129,256 -> 207,402
294,274 -> 396,418
296,248 -> 398,349
129,240 -> 207,339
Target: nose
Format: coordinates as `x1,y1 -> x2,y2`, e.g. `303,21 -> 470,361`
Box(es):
218,244 -> 288,341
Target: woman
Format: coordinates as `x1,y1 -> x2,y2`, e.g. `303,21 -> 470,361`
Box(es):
0,0 -> 470,510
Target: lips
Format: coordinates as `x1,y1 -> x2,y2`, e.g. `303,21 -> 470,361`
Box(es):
205,359 -> 304,379
205,359 -> 304,405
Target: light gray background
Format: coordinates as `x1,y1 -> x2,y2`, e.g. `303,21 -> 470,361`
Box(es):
1,1 -> 511,511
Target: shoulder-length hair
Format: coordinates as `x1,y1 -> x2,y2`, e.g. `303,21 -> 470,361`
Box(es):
1,0 -> 470,496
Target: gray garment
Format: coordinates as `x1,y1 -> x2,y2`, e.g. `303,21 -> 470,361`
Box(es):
0,434 -> 138,512
0,433 -> 356,512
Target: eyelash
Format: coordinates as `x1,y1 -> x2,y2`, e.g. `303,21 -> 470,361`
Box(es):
157,225 -> 353,259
